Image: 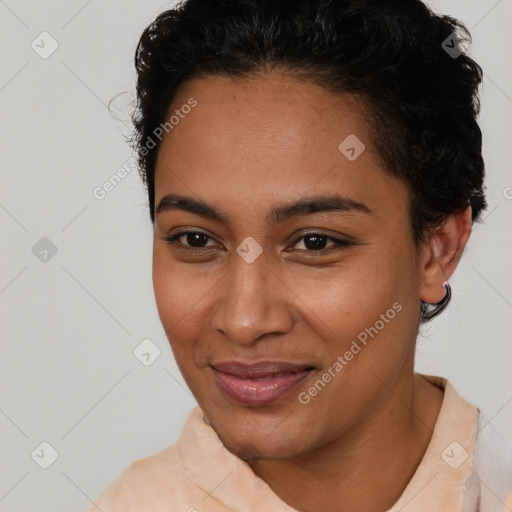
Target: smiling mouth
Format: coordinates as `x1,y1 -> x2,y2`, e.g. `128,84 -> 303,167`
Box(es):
211,360 -> 315,407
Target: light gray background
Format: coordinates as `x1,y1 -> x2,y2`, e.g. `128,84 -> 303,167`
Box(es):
0,1 -> 511,510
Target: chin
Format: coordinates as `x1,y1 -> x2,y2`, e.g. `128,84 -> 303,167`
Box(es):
207,407 -> 312,461
218,430 -> 305,462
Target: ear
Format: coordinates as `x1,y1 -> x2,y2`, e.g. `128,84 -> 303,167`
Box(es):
418,205 -> 472,304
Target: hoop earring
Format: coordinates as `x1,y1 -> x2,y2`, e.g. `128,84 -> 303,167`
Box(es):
421,281 -> 451,306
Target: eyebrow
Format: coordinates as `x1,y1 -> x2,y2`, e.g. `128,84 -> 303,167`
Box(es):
155,192 -> 373,225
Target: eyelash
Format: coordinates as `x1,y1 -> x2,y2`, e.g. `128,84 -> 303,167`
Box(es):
163,230 -> 352,255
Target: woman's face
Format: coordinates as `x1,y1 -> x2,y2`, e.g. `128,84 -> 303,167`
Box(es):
152,72 -> 432,461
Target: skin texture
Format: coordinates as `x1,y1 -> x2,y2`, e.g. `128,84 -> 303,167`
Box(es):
152,72 -> 472,512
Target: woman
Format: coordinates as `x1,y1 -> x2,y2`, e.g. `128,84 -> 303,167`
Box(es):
88,0 -> 512,510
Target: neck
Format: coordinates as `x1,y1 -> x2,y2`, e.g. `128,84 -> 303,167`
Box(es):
249,373 -> 444,512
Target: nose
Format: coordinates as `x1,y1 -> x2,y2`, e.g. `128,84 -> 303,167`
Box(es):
210,249 -> 295,346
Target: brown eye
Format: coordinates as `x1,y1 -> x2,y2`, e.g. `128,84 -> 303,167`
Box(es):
295,234 -> 333,251
164,231 -> 218,249
291,233 -> 352,253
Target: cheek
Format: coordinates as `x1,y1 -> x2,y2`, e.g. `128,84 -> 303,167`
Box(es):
287,252 -> 405,329
152,254 -> 177,325
152,251 -> 197,358
152,246 -> 209,323
152,248 -> 217,366
287,250 -> 417,388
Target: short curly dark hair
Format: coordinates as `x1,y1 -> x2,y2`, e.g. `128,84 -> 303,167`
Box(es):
131,0 -> 487,323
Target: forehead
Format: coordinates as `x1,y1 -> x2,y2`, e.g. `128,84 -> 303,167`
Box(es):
158,72 -> 370,158
154,72 -> 409,225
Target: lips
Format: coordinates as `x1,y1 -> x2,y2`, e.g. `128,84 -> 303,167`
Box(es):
211,360 -> 314,406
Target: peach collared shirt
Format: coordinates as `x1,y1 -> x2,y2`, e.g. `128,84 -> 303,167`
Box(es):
87,374 -> 512,511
